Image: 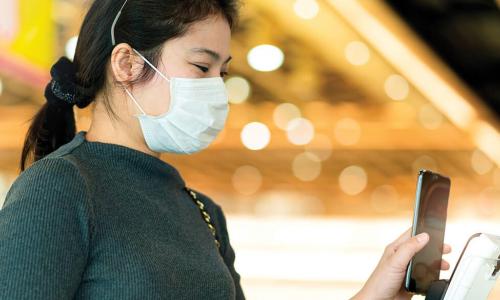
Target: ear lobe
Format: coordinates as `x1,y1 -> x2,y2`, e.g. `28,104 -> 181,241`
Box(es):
110,43 -> 140,83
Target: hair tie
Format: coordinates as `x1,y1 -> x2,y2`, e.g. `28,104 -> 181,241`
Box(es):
45,57 -> 77,108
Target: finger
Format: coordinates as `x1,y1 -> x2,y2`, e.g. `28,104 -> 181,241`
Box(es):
390,232 -> 429,269
391,227 -> 412,249
441,259 -> 450,270
442,244 -> 452,254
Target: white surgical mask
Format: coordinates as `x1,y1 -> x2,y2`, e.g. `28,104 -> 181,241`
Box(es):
123,49 -> 230,154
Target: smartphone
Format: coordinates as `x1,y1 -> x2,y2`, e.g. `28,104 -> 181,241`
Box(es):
443,233 -> 500,300
405,169 -> 451,294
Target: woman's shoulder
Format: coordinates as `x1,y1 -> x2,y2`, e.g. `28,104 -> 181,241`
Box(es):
3,155 -> 88,209
187,187 -> 223,214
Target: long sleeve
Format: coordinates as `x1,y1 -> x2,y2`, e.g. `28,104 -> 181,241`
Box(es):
214,204 -> 246,300
0,158 -> 93,299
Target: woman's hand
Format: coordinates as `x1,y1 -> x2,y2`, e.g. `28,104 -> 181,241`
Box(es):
351,228 -> 452,300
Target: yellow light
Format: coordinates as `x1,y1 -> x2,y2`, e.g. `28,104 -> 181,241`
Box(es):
247,44 -> 284,72
471,149 -> 494,175
345,41 -> 370,66
241,122 -> 271,150
0,78 -> 3,96
273,103 -> 302,130
384,74 -> 409,101
293,0 -> 320,20
339,165 -> 367,196
473,121 -> 500,166
225,76 -> 251,104
329,0 -> 477,128
334,118 -> 361,146
232,165 -> 263,196
292,152 -> 322,182
286,117 -> 315,146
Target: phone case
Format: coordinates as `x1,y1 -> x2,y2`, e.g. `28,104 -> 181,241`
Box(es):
442,233 -> 500,300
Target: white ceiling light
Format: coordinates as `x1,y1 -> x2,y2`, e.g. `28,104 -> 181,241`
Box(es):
241,122 -> 271,150
65,36 -> 78,61
293,0 -> 320,20
247,44 -> 284,72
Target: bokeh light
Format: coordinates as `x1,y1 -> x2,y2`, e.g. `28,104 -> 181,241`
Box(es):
247,44 -> 285,72
241,122 -> 271,150
232,165 -> 263,196
273,103 -> 302,130
225,76 -> 251,104
384,74 -> 409,101
339,166 -> 368,196
65,36 -> 78,61
292,152 -> 322,181
334,118 -> 361,146
344,41 -> 370,66
471,149 -> 494,175
286,117 -> 315,146
293,0 -> 320,20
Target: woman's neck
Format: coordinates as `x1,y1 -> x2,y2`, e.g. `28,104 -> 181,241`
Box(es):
84,101 -> 161,159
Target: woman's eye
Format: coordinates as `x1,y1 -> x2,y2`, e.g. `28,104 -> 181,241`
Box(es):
194,64 -> 209,73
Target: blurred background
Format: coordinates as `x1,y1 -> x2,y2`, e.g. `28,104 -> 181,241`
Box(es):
0,0 -> 499,299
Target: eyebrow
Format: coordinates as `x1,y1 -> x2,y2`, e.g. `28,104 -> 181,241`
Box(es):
189,47 -> 232,64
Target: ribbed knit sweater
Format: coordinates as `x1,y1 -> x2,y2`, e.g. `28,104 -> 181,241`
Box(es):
0,131 -> 245,300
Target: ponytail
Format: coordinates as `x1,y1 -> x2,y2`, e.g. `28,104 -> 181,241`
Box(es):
20,57 -> 79,171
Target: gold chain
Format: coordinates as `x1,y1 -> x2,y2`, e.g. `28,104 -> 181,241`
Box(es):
184,186 -> 221,250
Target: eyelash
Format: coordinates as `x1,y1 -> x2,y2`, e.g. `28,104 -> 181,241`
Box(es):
194,64 -> 229,78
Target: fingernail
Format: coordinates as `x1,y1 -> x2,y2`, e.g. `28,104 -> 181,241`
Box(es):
417,233 -> 429,243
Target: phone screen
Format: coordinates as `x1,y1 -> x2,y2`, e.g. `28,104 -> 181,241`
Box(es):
405,170 -> 450,294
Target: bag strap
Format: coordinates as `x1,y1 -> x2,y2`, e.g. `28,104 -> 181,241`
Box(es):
184,186 -> 222,252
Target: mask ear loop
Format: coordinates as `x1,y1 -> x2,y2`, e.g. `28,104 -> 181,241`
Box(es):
132,49 -> 171,82
122,85 -> 147,116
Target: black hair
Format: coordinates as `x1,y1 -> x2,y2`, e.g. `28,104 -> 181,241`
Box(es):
20,0 -> 241,171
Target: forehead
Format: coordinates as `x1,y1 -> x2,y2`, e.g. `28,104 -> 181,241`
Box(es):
179,15 -> 232,60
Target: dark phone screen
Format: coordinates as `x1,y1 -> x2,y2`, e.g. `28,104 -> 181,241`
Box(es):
407,171 -> 450,294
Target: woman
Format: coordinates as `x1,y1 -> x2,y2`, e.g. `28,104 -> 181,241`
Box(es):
0,0 -> 451,299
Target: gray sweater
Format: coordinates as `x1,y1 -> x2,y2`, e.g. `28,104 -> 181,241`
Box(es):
0,131 -> 245,300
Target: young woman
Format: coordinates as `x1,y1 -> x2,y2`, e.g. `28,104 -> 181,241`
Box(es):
0,0 -> 451,299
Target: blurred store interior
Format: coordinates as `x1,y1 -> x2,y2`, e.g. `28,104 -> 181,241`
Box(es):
0,0 -> 499,299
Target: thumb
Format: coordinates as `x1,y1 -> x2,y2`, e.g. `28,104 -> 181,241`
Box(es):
391,232 -> 429,269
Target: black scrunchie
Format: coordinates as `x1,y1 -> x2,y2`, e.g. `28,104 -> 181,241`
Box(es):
45,57 -> 77,109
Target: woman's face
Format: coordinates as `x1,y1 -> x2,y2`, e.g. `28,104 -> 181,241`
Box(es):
112,14 -> 232,117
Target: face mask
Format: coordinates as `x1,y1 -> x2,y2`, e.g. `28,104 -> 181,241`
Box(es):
123,49 -> 230,154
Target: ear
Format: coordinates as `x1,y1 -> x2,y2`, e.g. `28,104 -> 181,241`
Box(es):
110,43 -> 143,85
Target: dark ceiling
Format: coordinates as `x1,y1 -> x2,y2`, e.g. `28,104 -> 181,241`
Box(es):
385,0 -> 500,117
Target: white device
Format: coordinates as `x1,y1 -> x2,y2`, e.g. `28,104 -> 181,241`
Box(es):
443,233 -> 500,300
